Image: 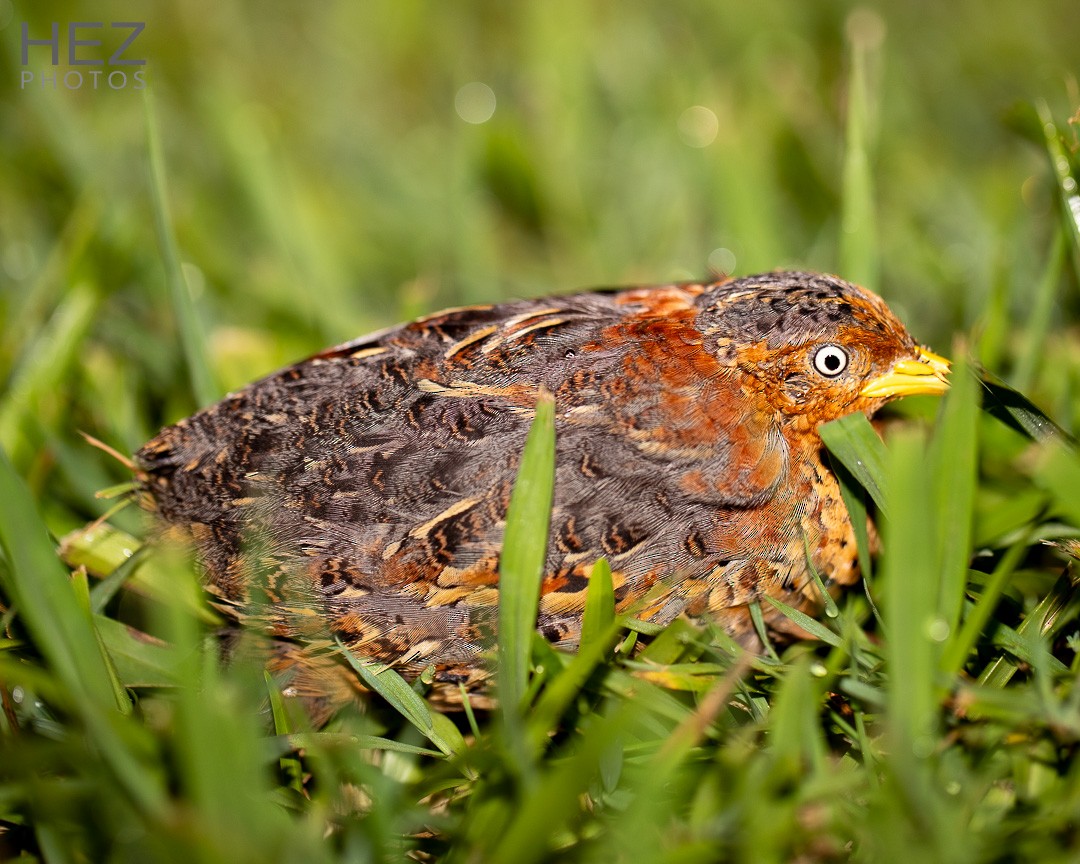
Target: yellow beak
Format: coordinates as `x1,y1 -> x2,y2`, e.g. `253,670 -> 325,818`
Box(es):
859,347 -> 951,399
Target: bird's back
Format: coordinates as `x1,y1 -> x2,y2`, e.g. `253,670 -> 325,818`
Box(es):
136,283 -> 777,694
136,272 -> 937,708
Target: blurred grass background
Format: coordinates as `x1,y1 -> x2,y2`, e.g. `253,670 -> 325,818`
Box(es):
2,0 -> 1077,499
2,0 -> 1080,861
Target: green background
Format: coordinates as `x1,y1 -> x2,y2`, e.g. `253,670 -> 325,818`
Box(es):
3,1 -> 1077,472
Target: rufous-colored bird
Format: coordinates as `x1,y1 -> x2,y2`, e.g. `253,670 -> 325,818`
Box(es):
135,271 -> 949,714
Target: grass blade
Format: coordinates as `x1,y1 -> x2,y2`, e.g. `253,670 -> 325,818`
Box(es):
144,88 -> 219,408
1035,99 -> 1080,282
282,733 -> 441,758
161,597 -> 286,853
978,565 -> 1080,688
94,616 -> 179,689
1013,229 -> 1066,392
762,595 -> 842,648
767,657 -> 827,779
58,521 -> 141,577
0,282 -> 100,466
0,446 -> 168,817
827,452 -> 877,625
526,618 -> 622,752
928,350 -> 979,636
940,535 -> 1030,678
0,447 -> 117,710
881,428 -> 938,755
581,557 -> 614,651
819,412 -> 890,518
337,638 -> 463,757
839,11 -> 883,290
489,707 -> 639,864
979,372 -> 1072,445
498,390 -> 556,731
264,671 -> 304,793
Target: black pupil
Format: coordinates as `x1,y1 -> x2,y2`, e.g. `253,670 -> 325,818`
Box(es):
823,352 -> 841,371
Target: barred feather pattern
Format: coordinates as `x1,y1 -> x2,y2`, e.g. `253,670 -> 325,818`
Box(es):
136,271 -> 924,709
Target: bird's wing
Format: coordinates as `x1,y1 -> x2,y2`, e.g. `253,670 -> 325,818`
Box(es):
135,284 -> 789,680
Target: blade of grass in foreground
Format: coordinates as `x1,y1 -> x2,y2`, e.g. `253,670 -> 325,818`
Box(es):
581,557 -> 614,651
881,428 -> 938,757
819,412 -> 889,518
940,536 -> 1030,679
979,372 -> 1072,445
827,451 -> 876,618
525,617 -> 623,754
608,656 -> 752,863
498,390 -> 556,764
490,706 -> 639,864
927,350 -> 978,639
977,562 -> 1080,689
161,588 -> 289,855
0,446 -> 168,817
0,447 -> 121,711
337,639 -> 465,758
94,615 -> 179,689
518,557 -> 620,751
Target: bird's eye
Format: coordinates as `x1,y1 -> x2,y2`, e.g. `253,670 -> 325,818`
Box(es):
812,345 -> 849,377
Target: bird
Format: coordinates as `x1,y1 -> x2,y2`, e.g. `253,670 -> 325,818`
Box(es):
134,270 -> 949,715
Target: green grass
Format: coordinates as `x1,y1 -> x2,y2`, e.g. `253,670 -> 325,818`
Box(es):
3,2 -> 1080,861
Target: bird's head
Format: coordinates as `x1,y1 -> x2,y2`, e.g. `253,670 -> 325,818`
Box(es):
696,271 -> 950,427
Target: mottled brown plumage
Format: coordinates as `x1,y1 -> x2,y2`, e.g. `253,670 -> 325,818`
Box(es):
135,271 -> 948,712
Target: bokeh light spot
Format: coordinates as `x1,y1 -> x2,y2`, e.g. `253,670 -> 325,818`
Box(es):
677,105 -> 719,148
455,82 -> 496,124
707,247 -> 737,276
926,617 -> 950,642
